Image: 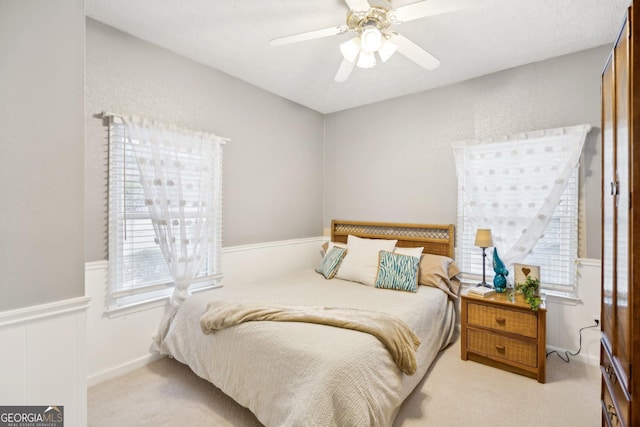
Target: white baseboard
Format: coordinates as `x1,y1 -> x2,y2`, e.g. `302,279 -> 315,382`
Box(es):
87,353 -> 164,387
545,344 -> 600,366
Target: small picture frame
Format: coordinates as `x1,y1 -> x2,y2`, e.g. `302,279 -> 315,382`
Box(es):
514,263 -> 540,286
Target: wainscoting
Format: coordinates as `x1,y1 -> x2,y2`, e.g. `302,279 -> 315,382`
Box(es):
85,237 -> 325,386
86,239 -> 602,387
0,241 -> 599,427
0,296 -> 90,427
544,258 -> 602,365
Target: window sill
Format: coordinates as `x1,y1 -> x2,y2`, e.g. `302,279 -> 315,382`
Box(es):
540,290 -> 581,305
458,276 -> 580,304
105,284 -> 223,318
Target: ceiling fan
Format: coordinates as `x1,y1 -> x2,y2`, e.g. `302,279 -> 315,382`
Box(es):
269,0 -> 464,82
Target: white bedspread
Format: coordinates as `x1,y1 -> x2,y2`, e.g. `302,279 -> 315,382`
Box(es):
158,269 -> 456,427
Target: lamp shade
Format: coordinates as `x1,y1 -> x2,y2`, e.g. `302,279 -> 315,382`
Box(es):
340,37 -> 361,63
474,228 -> 494,248
356,50 -> 376,69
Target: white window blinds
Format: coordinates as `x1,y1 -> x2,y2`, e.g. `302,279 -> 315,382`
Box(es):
452,124 -> 590,296
107,116 -> 226,309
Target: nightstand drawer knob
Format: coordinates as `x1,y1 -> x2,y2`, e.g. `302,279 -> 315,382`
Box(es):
495,317 -> 506,324
495,344 -> 506,352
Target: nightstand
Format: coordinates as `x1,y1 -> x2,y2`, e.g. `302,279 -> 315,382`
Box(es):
460,290 -> 546,383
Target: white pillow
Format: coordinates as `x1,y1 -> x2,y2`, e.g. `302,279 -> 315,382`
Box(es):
394,246 -> 424,258
335,235 -> 398,286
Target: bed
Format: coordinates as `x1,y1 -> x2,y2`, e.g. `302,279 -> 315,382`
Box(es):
156,220 -> 459,426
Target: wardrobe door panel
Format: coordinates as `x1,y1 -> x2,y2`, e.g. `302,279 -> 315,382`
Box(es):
614,16 -> 631,391
602,53 -> 615,352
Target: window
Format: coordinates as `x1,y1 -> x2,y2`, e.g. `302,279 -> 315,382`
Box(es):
107,117 -> 225,310
453,125 -> 590,296
456,170 -> 579,294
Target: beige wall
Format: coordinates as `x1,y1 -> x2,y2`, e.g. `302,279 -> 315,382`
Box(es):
0,0 -> 85,310
85,19 -> 325,261
324,46 -> 607,259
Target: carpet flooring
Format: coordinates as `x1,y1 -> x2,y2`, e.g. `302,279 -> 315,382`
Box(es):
88,338 -> 600,426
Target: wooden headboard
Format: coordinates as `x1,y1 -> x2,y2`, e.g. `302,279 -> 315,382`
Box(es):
331,220 -> 455,258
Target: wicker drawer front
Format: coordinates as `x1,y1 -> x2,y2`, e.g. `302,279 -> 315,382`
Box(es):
467,303 -> 537,338
467,329 -> 537,367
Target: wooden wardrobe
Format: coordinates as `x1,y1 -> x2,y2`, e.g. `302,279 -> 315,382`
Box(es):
601,3 -> 640,426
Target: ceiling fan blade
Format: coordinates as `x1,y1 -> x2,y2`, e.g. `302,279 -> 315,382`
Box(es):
391,33 -> 440,70
344,0 -> 370,12
392,0 -> 466,23
335,58 -> 356,82
269,25 -> 348,47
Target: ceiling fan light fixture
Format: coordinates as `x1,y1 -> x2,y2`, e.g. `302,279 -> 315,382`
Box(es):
360,24 -> 382,52
377,38 -> 397,62
271,0 -> 447,82
340,37 -> 361,63
356,49 -> 376,69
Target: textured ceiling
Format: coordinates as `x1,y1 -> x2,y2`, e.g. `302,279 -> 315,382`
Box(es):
86,0 -> 630,114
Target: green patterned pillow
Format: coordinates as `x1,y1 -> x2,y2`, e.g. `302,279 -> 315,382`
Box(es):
374,250 -> 419,293
315,247 -> 348,279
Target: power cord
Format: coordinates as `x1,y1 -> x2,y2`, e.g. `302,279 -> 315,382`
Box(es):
546,319 -> 600,363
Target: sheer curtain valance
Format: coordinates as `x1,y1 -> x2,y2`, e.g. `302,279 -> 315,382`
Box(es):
452,124 -> 590,282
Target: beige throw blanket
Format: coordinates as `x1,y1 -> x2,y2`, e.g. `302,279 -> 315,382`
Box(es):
200,301 -> 421,375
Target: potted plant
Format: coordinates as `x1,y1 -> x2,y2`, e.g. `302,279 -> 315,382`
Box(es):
515,276 -> 542,311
